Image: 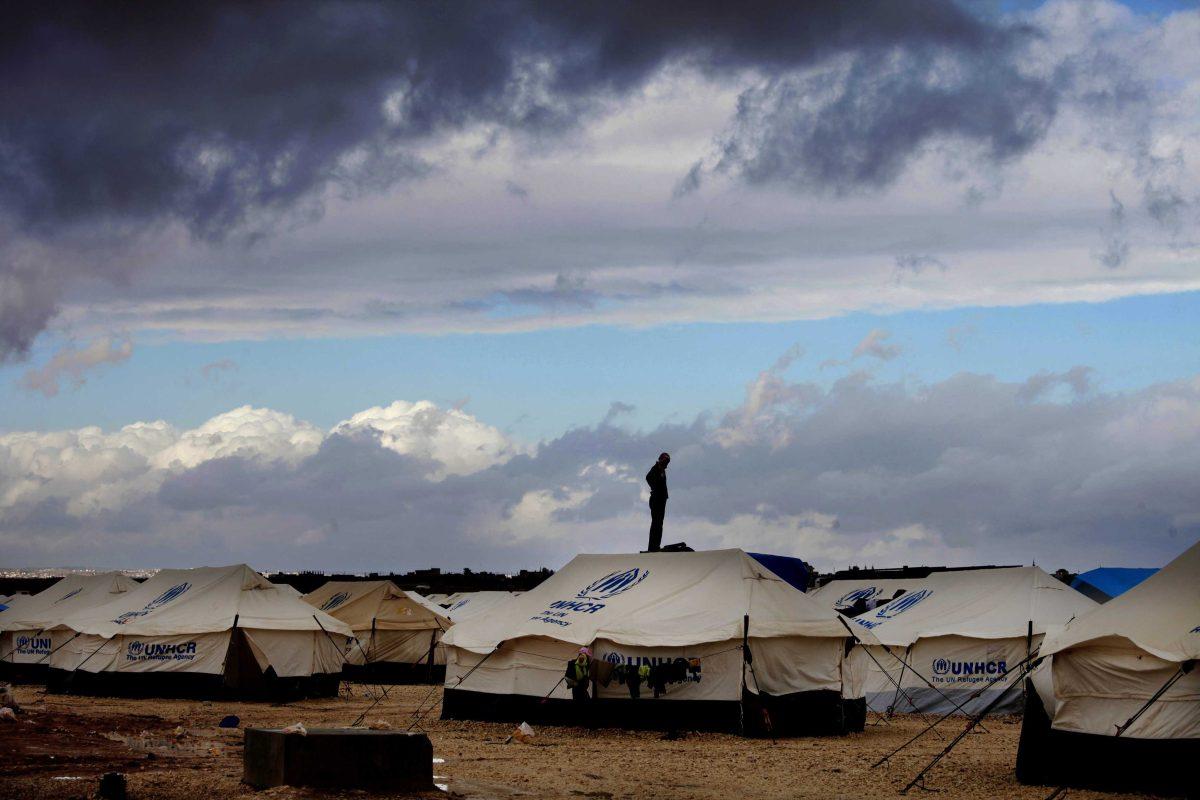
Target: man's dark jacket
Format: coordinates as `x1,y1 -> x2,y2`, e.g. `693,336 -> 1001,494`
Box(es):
646,464 -> 668,500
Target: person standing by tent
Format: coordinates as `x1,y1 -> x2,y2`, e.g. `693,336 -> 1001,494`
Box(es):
646,452 -> 670,552
566,647 -> 593,704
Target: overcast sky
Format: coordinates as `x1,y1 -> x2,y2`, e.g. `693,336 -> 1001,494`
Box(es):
1,0 -> 1198,573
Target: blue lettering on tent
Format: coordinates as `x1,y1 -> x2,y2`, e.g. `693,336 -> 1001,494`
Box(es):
125,640 -> 198,662
932,658 -> 1007,683
14,635 -> 52,656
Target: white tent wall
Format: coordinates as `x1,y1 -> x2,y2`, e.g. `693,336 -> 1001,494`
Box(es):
1,572 -> 138,667
48,565 -> 353,695
1035,540 -> 1200,740
1015,542 -> 1200,796
861,634 -> 1037,716
1049,642 -> 1200,739
441,550 -> 874,735
302,580 -> 451,674
851,567 -> 1096,716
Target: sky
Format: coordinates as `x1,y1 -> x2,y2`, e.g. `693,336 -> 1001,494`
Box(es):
1,0 -> 1198,574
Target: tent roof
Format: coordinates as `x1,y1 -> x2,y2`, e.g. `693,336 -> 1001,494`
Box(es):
809,577 -> 928,609
444,591 -> 520,622
0,572 -> 137,633
442,549 -> 869,654
1042,540 -> 1199,663
1069,567 -> 1157,602
58,564 -> 352,639
851,566 -> 1097,647
303,580 -> 450,631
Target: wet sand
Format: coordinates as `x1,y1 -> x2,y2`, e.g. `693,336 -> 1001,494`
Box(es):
0,683 -> 1159,800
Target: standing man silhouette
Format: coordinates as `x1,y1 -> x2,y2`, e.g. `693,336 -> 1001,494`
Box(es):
646,452 -> 670,552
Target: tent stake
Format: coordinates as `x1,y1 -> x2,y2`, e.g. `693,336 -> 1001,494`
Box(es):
836,618 -> 944,739
899,656 -> 1042,794
877,641 -> 990,733
872,649 -> 1041,769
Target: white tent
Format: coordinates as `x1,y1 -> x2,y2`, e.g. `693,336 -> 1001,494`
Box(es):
850,567 -> 1097,715
1016,541 -> 1199,795
809,577 -> 927,613
271,582 -> 302,597
49,564 -> 354,697
443,591 -> 520,622
441,549 -> 874,735
1,573 -> 137,670
1039,540 -> 1199,738
303,580 -> 452,680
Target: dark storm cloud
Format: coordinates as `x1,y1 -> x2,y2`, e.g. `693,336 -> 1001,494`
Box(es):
706,25 -> 1057,194
0,0 -> 1053,360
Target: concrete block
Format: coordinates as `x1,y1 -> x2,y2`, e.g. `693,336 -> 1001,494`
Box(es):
243,727 -> 433,791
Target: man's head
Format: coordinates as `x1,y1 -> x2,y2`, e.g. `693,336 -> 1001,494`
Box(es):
658,452 -> 671,468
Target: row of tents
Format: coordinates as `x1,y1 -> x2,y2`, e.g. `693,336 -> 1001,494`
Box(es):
0,569 -> 525,695
1,543 -> 1195,792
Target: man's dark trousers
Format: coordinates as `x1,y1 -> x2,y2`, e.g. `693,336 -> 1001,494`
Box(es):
648,496 -> 666,551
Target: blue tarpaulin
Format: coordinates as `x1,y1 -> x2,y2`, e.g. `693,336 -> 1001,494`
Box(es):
748,552 -> 810,592
1070,567 -> 1157,603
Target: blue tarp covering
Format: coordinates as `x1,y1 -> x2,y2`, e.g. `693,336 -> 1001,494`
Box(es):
1071,567 -> 1157,602
748,552 -> 810,592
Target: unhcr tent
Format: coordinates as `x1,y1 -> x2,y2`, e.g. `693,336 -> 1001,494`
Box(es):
443,591 -> 520,622
851,567 -> 1097,715
271,582 -> 303,598
810,577 -> 927,615
303,580 -> 452,682
1069,567 -> 1157,604
1,573 -> 137,680
441,549 -> 874,735
48,564 -> 354,699
1017,541 -> 1199,796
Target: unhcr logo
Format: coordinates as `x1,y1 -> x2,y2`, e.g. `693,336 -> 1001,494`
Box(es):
54,587 -> 83,604
874,588 -> 932,619
576,568 -> 650,601
15,634 -> 51,654
835,587 -> 880,607
320,591 -> 352,611
932,657 -> 1007,679
125,639 -> 198,662
113,582 -> 191,624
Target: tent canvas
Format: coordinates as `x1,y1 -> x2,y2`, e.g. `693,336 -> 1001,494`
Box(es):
441,549 -> 874,735
809,577 -> 927,613
1016,541 -> 1199,796
1,572 -> 137,668
1038,541 -> 1199,739
849,567 -> 1097,715
303,580 -> 451,680
443,591 -> 520,622
49,565 -> 354,697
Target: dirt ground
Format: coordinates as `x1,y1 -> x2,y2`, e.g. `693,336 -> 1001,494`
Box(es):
0,683 -> 1161,800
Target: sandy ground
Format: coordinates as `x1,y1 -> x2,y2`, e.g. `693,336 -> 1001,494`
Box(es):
0,683 -> 1162,800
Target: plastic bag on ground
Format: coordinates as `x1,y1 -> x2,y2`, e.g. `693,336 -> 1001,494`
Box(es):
512,721 -> 535,743
280,722 -> 307,736
0,707 -> 16,722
